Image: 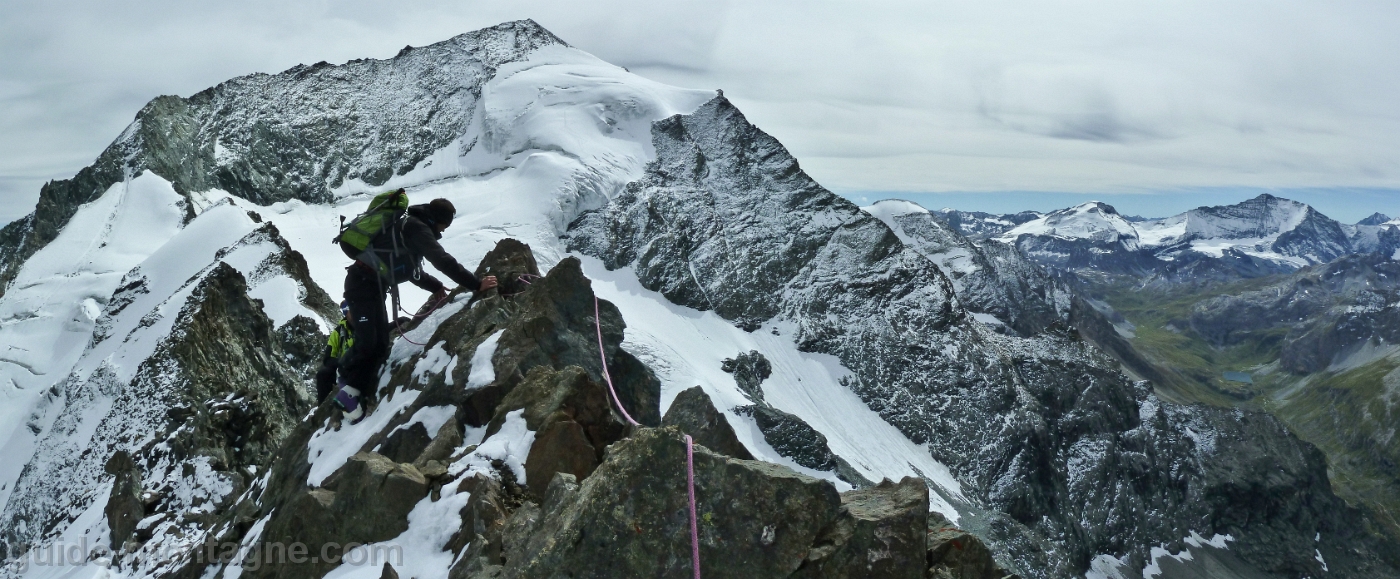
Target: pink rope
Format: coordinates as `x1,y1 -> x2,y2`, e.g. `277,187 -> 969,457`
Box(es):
594,296 -> 639,426
686,434 -> 701,579
594,297 -> 700,577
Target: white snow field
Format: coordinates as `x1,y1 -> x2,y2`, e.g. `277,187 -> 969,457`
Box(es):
1,40 -> 972,579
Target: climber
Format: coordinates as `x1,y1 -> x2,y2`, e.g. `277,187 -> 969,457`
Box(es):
333,192 -> 497,423
313,302 -> 354,403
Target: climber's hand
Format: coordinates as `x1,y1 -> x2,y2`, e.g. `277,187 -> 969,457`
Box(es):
479,276 -> 498,292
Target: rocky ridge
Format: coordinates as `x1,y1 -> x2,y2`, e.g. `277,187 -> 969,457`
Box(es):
0,216 -> 332,572
1,19 -> 1396,579
67,239 -> 1013,579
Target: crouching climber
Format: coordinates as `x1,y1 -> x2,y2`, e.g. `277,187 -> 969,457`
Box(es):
313,301 -> 354,403
333,191 -> 497,423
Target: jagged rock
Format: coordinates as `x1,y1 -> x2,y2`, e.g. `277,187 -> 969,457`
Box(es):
1,254 -> 314,571
415,253 -> 660,429
380,422 -> 433,464
104,450 -> 145,547
926,512 -> 1008,579
256,453 -> 427,579
447,473 -> 510,558
524,420 -> 598,493
324,452 -> 428,539
722,351 -> 772,403
865,202 -> 1070,337
474,238 -> 543,299
380,562 -> 399,579
488,427 -> 843,578
489,257 -> 661,426
276,315 -> 329,381
735,404 -> 838,472
792,477 -> 929,579
415,416 -> 465,467
662,386 -> 754,460
485,365 -> 627,489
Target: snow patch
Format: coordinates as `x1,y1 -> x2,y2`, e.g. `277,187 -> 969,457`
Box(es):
389,405 -> 456,440
306,387 -> 422,486
466,330 -> 505,390
450,409 -> 534,485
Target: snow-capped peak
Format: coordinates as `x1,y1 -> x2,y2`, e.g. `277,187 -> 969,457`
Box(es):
998,201 -> 1140,247
861,199 -> 930,220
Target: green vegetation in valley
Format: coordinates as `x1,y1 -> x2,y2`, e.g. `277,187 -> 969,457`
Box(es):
1096,278 -> 1286,407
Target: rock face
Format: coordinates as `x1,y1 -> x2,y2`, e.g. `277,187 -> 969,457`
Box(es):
567,96 -> 1400,576
1190,254 -> 1400,374
226,241 -> 660,579
453,427 -> 1000,579
0,20 -> 564,298
864,200 -> 1070,336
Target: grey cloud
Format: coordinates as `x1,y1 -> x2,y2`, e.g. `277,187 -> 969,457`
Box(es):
1,0 -> 1399,223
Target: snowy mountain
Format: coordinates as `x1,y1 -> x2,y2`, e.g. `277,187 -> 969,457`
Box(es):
990,194 -> 1399,283
0,19 -> 1395,579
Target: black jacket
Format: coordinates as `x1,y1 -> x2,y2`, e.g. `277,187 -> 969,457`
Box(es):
347,205 -> 481,295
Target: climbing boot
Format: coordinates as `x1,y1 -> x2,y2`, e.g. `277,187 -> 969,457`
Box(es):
335,384 -> 364,424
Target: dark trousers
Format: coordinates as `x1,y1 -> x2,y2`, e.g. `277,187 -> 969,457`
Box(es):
314,351 -> 338,402
339,268 -> 391,400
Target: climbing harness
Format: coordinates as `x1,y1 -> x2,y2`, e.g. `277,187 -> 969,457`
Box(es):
594,296 -> 701,578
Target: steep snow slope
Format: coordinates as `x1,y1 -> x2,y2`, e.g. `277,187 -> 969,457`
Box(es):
0,174 -> 186,513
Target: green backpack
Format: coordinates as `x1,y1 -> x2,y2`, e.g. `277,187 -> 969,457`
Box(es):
335,189 -> 411,281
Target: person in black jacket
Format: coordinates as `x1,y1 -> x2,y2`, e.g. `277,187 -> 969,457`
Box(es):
334,197 -> 496,422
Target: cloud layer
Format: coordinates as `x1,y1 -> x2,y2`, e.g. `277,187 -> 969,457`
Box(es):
2,0 -> 1398,223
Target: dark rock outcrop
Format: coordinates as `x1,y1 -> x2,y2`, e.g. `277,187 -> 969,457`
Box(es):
722,350 -> 772,403
104,450 -> 146,548
468,427 -> 842,578
662,386 -> 754,460
792,477 -> 929,579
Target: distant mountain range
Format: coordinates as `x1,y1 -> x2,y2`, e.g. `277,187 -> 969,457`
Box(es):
938,194 -> 1400,284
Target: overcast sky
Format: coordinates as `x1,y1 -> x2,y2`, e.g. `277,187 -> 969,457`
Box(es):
3,0 -> 1399,224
